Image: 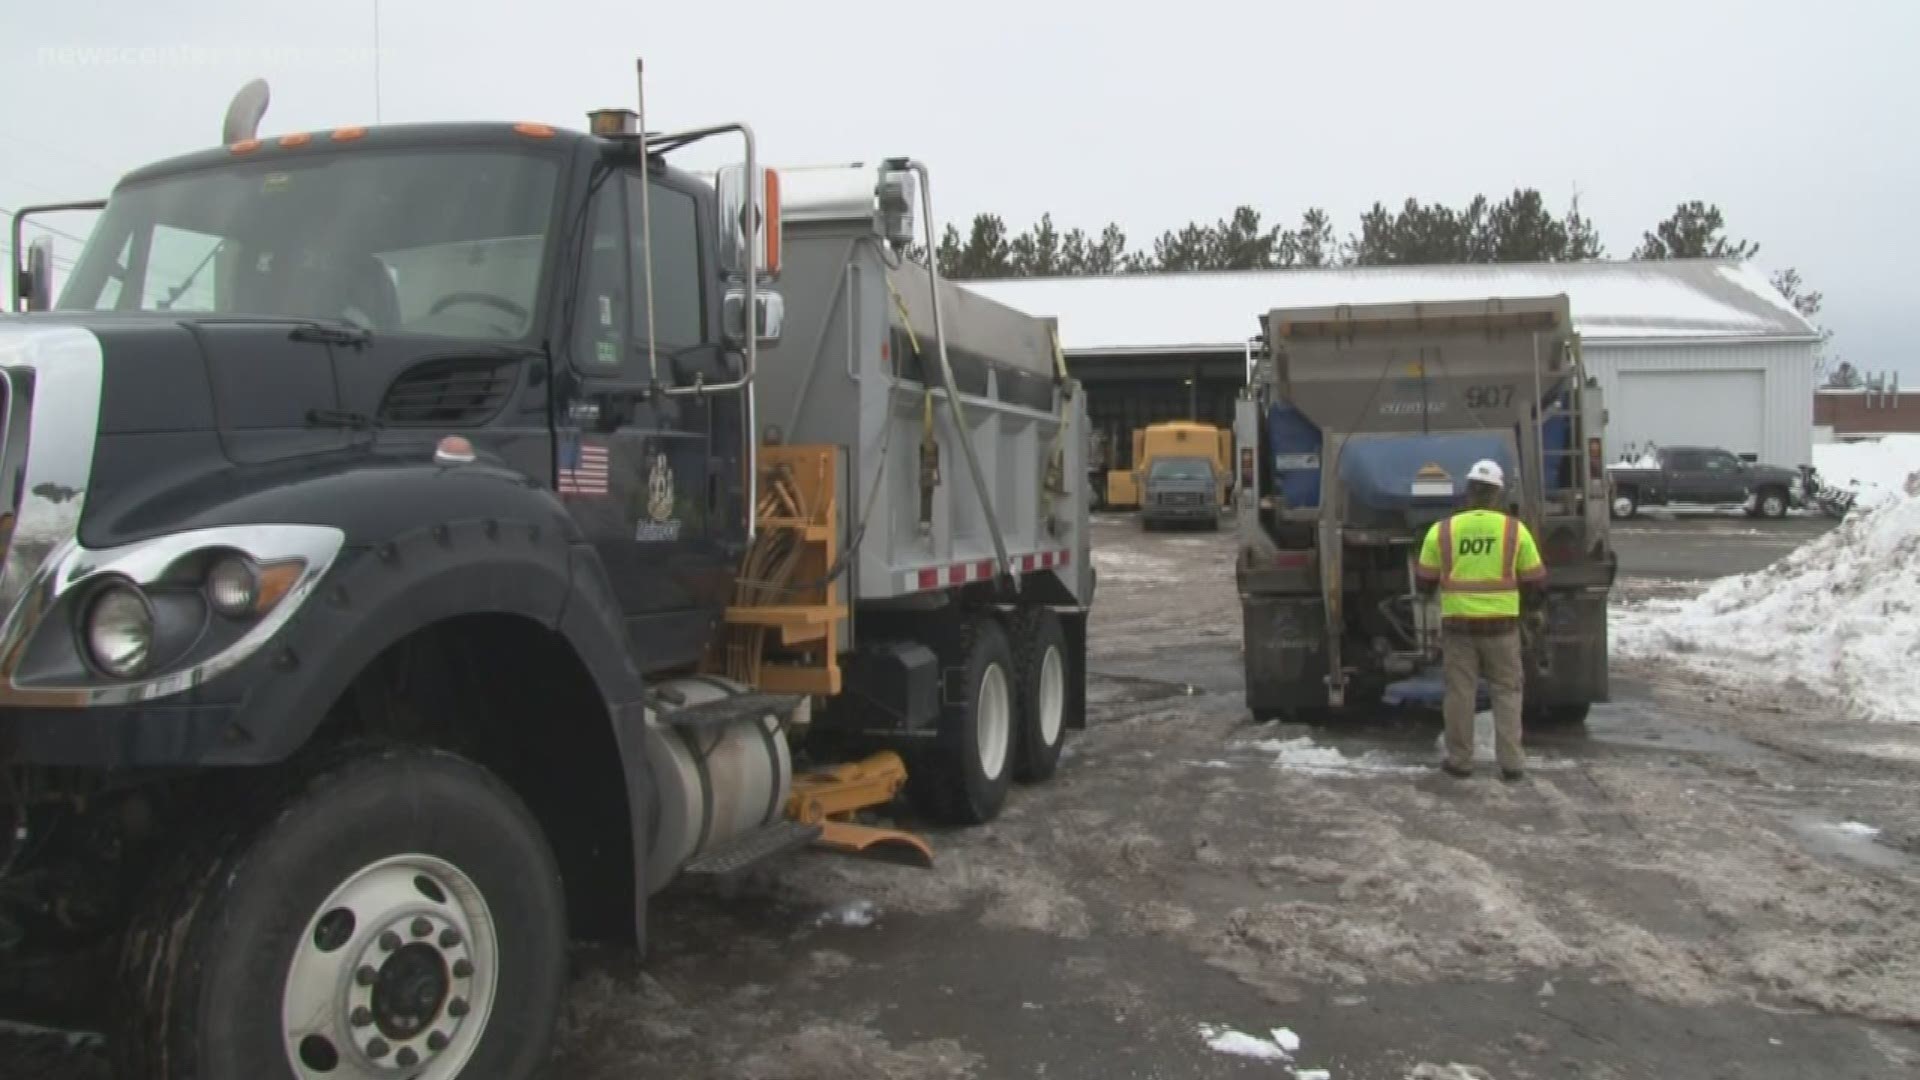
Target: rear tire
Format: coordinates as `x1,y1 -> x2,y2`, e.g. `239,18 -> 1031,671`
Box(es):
113,745 -> 567,1080
1012,609 -> 1070,783
910,617 -> 1017,825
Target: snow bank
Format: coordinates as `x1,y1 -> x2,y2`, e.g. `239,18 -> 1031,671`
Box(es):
1614,477 -> 1920,723
1813,435 -> 1920,510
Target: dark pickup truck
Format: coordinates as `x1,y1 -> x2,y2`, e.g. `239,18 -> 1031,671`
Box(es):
1606,445 -> 1804,519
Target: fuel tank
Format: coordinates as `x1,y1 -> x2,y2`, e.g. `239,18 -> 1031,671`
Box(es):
642,677 -> 793,892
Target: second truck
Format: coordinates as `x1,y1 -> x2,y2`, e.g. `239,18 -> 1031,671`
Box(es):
1235,296 -> 1615,723
0,68 -> 1091,1078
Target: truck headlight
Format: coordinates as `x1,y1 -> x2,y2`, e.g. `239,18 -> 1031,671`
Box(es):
85,584 -> 155,678
206,555 -> 259,617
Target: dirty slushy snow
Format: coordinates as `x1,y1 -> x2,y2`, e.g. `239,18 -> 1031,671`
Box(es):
1091,546 -> 1181,584
1199,1023 -> 1294,1062
813,900 -> 878,928
1235,736 -> 1425,776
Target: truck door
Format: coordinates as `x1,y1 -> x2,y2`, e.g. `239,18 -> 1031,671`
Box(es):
1700,449 -> 1746,503
1664,449 -> 1708,503
555,167 -> 745,674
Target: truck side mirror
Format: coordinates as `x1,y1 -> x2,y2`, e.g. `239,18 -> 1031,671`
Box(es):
714,164 -> 783,281
722,288 -> 783,348
18,237 -> 55,312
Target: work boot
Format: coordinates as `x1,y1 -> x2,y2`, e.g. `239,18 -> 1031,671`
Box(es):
1500,767 -> 1526,782
1440,761 -> 1472,779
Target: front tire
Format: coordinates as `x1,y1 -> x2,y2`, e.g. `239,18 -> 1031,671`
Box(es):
1757,488 -> 1789,519
1610,490 -> 1638,519
114,746 -> 567,1080
910,617 -> 1017,825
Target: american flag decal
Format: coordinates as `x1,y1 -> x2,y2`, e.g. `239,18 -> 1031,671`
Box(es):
559,437 -> 610,496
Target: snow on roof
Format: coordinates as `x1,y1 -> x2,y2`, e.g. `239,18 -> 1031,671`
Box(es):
960,259 -> 1819,355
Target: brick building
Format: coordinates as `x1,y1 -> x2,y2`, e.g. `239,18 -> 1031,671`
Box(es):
1815,388 -> 1920,439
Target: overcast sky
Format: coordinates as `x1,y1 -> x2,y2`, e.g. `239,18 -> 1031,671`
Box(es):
4,1 -> 1915,379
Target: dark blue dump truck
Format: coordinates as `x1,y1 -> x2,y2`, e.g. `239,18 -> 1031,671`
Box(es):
1234,296 -> 1616,724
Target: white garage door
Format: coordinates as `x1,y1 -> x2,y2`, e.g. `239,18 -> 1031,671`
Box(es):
1615,369 -> 1766,459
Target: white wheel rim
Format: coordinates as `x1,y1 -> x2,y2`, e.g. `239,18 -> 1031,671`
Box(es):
1038,644 -> 1066,748
1765,495 -> 1784,516
1612,496 -> 1632,517
282,854 -> 499,1079
977,661 -> 1011,783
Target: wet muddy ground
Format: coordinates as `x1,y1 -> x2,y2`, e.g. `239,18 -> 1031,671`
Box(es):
8,512 -> 1916,1079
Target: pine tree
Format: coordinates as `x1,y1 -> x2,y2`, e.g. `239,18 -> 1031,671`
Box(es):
1082,224 -> 1131,274
1562,195 -> 1605,260
1285,208 -> 1338,268
1633,201 -> 1758,260
1485,189 -> 1567,262
1010,213 -> 1067,276
1210,206 -> 1283,270
951,214 -> 1016,279
1148,222 -> 1217,272
1769,267 -> 1822,319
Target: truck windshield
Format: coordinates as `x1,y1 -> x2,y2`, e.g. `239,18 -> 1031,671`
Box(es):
1149,457 -> 1212,482
58,149 -> 560,343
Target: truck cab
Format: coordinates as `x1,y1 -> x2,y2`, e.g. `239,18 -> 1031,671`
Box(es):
1141,454 -> 1221,530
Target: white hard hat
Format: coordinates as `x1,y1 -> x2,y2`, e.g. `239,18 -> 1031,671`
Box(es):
1467,459 -> 1505,488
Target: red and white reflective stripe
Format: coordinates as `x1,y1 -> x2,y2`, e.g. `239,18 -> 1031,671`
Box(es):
901,549 -> 1074,593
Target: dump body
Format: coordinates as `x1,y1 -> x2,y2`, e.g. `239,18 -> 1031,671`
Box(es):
760,165 -> 1092,618
1236,295 -> 1615,715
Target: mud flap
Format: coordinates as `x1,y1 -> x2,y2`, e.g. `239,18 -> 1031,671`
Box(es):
1062,610 -> 1089,731
1241,594 -> 1330,712
1523,590 -> 1610,706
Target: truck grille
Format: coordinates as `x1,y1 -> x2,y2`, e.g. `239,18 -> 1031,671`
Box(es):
1156,491 -> 1208,506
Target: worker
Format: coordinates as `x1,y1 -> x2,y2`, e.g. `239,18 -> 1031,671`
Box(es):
1414,459 -> 1546,781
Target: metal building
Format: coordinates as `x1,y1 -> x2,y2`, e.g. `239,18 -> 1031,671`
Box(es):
965,258 -> 1821,468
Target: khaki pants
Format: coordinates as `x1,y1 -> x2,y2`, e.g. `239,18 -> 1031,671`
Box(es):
1442,626 -> 1524,772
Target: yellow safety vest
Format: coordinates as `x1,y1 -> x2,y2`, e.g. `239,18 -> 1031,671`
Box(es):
1416,509 -> 1546,619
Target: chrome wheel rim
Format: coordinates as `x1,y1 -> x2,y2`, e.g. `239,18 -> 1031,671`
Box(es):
1611,496 -> 1633,517
282,854 -> 499,1079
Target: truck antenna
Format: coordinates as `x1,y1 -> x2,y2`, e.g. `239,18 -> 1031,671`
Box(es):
373,0 -> 383,123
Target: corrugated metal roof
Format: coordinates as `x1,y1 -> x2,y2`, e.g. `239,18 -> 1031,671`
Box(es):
959,258 -> 1818,355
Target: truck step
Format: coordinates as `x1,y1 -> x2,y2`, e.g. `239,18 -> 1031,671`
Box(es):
682,819 -> 823,877
658,691 -> 803,731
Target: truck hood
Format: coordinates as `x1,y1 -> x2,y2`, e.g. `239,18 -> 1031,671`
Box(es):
3,310 -> 362,447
